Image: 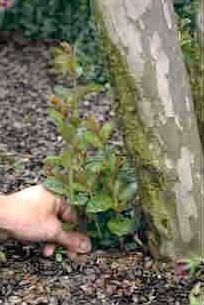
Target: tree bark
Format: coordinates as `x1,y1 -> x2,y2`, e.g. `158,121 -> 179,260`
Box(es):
197,0 -> 204,48
192,0 -> 204,152
94,0 -> 204,259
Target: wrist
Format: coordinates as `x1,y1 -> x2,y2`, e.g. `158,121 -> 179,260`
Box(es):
0,194 -> 11,240
0,194 -> 7,211
0,194 -> 11,230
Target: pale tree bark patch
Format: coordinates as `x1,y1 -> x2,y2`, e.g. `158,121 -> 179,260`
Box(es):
162,0 -> 173,30
174,147 -> 198,243
150,32 -> 174,121
123,0 -> 152,21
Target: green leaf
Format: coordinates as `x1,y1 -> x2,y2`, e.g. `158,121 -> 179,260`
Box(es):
76,84 -> 103,102
0,251 -> 7,263
61,222 -> 77,231
108,153 -> 117,172
189,283 -> 204,305
118,162 -> 137,184
62,151 -> 72,168
43,178 -> 65,196
83,116 -> 100,133
189,296 -> 201,305
43,156 -> 62,167
119,182 -> 138,203
72,183 -> 87,192
86,231 -> 99,238
84,131 -> 101,148
76,66 -> 83,78
67,57 -> 77,73
50,47 -> 64,57
48,108 -> 64,130
72,193 -> 89,207
61,124 -> 75,142
70,117 -> 80,128
55,252 -> 63,263
86,175 -> 98,190
76,128 -> 101,148
53,53 -> 72,75
113,179 -> 121,200
188,256 -> 202,278
100,122 -> 114,142
86,154 -> 105,174
84,132 -> 101,148
107,217 -> 135,237
86,194 -> 113,214
124,242 -> 138,251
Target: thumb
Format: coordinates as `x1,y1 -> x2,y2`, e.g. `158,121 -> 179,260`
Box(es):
55,197 -> 78,223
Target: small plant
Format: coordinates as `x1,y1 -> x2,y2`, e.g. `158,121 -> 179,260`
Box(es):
175,256 -> 203,279
189,282 -> 204,305
43,42 -> 141,250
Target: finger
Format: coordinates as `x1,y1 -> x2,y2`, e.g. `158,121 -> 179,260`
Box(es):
21,241 -> 32,246
67,251 -> 77,261
56,198 -> 78,224
67,252 -> 89,263
43,243 -> 56,257
55,230 -> 92,254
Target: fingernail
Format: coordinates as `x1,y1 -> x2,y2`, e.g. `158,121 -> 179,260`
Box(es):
44,247 -> 54,257
79,239 -> 91,253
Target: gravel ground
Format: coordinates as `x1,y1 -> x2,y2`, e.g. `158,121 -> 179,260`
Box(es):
0,32 -> 202,305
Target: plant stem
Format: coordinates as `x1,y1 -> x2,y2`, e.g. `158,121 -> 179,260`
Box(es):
94,215 -> 103,239
72,46 -> 79,120
68,148 -> 74,204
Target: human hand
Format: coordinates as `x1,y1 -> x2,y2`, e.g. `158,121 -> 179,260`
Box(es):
0,0 -> 14,9
0,184 -> 91,258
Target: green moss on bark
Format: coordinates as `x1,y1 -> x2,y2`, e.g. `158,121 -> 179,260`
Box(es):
189,55 -> 204,150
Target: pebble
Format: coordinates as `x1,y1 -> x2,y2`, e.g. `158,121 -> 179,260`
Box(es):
83,100 -> 90,106
49,297 -> 58,305
8,296 -> 22,304
144,260 -> 153,270
13,122 -> 22,129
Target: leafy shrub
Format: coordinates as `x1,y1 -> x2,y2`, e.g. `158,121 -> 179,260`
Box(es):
43,42 -> 142,250
189,282 -> 204,305
174,0 -> 204,149
174,0 -> 199,64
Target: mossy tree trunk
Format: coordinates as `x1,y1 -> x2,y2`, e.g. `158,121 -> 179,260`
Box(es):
94,0 -> 204,259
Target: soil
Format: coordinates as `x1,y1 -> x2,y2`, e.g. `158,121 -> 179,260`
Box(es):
0,31 -> 203,305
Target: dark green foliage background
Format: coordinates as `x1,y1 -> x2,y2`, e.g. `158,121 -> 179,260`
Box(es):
174,0 -> 204,150
0,0 -> 109,84
1,0 -> 81,40
0,0 -> 200,85
1,0 -> 198,37
174,0 -> 198,33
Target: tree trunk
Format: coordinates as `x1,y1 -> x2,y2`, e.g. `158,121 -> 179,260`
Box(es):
94,0 -> 204,259
197,0 -> 204,48
193,0 -> 204,152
